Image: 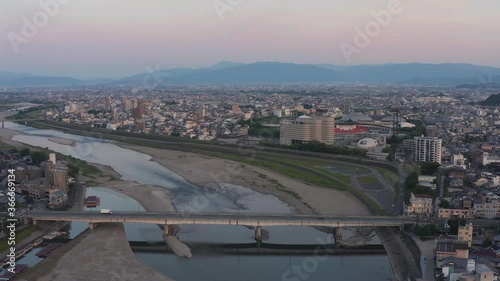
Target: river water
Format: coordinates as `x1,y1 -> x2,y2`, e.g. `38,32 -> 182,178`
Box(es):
6,122 -> 394,280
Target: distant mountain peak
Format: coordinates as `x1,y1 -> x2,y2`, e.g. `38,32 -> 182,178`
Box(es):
208,61 -> 244,70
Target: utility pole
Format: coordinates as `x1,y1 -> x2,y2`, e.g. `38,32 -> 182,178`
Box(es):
392,108 -> 400,138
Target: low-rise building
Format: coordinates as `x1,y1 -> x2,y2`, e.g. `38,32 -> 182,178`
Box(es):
474,202 -> 500,219
483,152 -> 500,166
48,189 -> 67,208
436,241 -> 469,260
404,193 -> 433,217
438,208 -> 475,219
458,223 -> 473,248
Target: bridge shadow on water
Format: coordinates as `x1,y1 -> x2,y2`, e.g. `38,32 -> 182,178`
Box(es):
129,241 -> 386,256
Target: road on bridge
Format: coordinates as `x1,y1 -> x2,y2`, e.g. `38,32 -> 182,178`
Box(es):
23,211 -> 417,228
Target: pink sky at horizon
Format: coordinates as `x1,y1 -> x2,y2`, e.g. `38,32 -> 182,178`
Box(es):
0,0 -> 499,79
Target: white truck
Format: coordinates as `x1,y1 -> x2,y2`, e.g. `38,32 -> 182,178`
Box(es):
100,209 -> 112,214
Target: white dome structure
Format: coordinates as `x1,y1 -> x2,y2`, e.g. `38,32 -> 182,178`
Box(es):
356,138 -> 378,150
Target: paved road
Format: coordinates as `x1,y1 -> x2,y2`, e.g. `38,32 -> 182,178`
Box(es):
352,166 -> 395,214
25,211 -> 417,227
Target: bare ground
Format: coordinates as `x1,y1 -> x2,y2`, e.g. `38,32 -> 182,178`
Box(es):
20,223 -> 174,281
118,144 -> 369,216
48,137 -> 77,146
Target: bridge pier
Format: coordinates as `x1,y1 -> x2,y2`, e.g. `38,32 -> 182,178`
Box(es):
32,219 -> 38,226
334,227 -> 342,247
163,225 -> 172,236
89,222 -> 98,230
1,121 -> 3,129
255,226 -> 262,241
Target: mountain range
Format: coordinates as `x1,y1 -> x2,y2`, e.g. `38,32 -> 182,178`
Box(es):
1,62 -> 500,87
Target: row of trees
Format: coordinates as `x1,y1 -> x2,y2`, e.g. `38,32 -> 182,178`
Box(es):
10,147 -> 49,164
260,140 -> 366,157
12,147 -> 82,178
420,162 -> 440,175
238,120 -> 280,139
404,171 -> 435,204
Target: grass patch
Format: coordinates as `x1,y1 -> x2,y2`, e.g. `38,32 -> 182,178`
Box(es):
393,184 -> 400,207
0,226 -> 38,252
56,153 -> 102,178
403,164 -> 419,174
356,176 -> 379,184
373,167 -> 399,187
268,178 -> 302,200
371,167 -> 400,208
316,169 -> 352,185
0,140 -> 13,150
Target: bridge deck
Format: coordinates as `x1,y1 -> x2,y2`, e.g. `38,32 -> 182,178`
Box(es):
24,212 -> 416,227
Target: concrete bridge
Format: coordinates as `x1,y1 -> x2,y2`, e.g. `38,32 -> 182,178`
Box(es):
23,211 -> 418,236
1,119 -> 43,128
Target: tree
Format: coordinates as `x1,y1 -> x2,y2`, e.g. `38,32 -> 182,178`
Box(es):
20,148 -> 31,157
448,219 -> 466,235
421,162 -> 440,175
439,200 -> 450,208
30,151 -> 49,164
482,238 -> 492,248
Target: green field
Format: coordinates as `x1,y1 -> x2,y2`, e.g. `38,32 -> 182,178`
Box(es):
356,176 -> 379,184
57,153 -> 102,178
373,167 -> 399,187
403,164 -> 419,174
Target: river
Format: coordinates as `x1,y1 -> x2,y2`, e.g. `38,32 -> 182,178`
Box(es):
5,122 -> 395,280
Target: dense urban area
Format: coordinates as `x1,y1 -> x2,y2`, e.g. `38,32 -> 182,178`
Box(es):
1,83 -> 500,281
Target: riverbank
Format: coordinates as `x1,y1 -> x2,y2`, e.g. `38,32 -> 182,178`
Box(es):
81,163 -> 192,258
118,143 -> 369,216
19,224 -> 174,281
1,126 -> 180,280
6,121 -> 409,280
101,180 -> 176,213
0,126 -> 22,147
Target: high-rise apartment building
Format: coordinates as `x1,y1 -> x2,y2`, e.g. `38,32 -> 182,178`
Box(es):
412,136 -> 442,164
280,116 -> 335,145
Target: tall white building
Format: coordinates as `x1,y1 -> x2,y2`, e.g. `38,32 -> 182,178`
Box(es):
280,116 -> 335,145
412,136 -> 442,164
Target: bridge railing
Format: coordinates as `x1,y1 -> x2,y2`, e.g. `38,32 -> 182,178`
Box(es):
23,211 -> 412,220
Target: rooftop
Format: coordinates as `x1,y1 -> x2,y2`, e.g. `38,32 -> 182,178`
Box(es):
437,241 -> 469,252
413,193 -> 433,199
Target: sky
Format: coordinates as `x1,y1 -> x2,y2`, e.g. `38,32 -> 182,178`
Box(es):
0,0 -> 499,79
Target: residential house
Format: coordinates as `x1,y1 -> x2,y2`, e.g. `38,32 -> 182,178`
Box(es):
436,241 -> 469,260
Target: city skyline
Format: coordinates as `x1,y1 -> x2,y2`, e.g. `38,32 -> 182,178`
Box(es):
0,0 -> 499,78
2,2 -> 500,281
